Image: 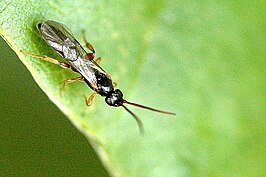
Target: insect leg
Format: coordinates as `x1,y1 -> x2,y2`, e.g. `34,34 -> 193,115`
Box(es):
82,30 -> 95,60
20,50 -> 72,69
84,92 -> 98,106
112,82 -> 117,87
95,57 -> 101,64
61,76 -> 84,96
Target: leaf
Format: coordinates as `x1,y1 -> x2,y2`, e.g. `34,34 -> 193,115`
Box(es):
0,0 -> 265,177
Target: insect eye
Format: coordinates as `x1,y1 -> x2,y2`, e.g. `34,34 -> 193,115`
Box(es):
105,89 -> 123,107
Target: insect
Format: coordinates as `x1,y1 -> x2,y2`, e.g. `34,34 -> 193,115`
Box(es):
21,20 -> 175,133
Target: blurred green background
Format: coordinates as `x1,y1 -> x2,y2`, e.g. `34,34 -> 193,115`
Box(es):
0,37 -> 109,176
0,0 -> 265,176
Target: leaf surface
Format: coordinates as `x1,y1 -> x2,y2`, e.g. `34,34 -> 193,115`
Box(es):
0,0 -> 265,176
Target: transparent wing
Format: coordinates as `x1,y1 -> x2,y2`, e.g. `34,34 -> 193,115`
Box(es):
38,20 -> 109,91
38,20 -> 81,57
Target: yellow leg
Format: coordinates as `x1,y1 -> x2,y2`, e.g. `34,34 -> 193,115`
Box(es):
20,50 -> 71,69
82,30 -> 95,60
95,57 -> 101,64
112,82 -> 117,87
84,92 -> 97,106
61,76 -> 84,96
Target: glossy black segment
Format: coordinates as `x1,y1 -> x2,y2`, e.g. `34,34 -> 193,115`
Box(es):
24,20 -> 176,134
95,71 -> 114,96
105,89 -> 123,106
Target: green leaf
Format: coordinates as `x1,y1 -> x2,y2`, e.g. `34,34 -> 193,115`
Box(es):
1,0 -> 265,177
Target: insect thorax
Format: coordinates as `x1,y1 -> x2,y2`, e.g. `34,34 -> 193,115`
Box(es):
94,71 -> 114,96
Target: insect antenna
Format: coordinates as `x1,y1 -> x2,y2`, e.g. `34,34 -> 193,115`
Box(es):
122,100 -> 176,115
121,105 -> 144,134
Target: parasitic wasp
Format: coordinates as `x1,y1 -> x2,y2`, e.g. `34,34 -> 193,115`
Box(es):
21,20 -> 175,133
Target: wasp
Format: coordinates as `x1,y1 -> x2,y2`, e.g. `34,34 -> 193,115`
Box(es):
21,20 -> 175,133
